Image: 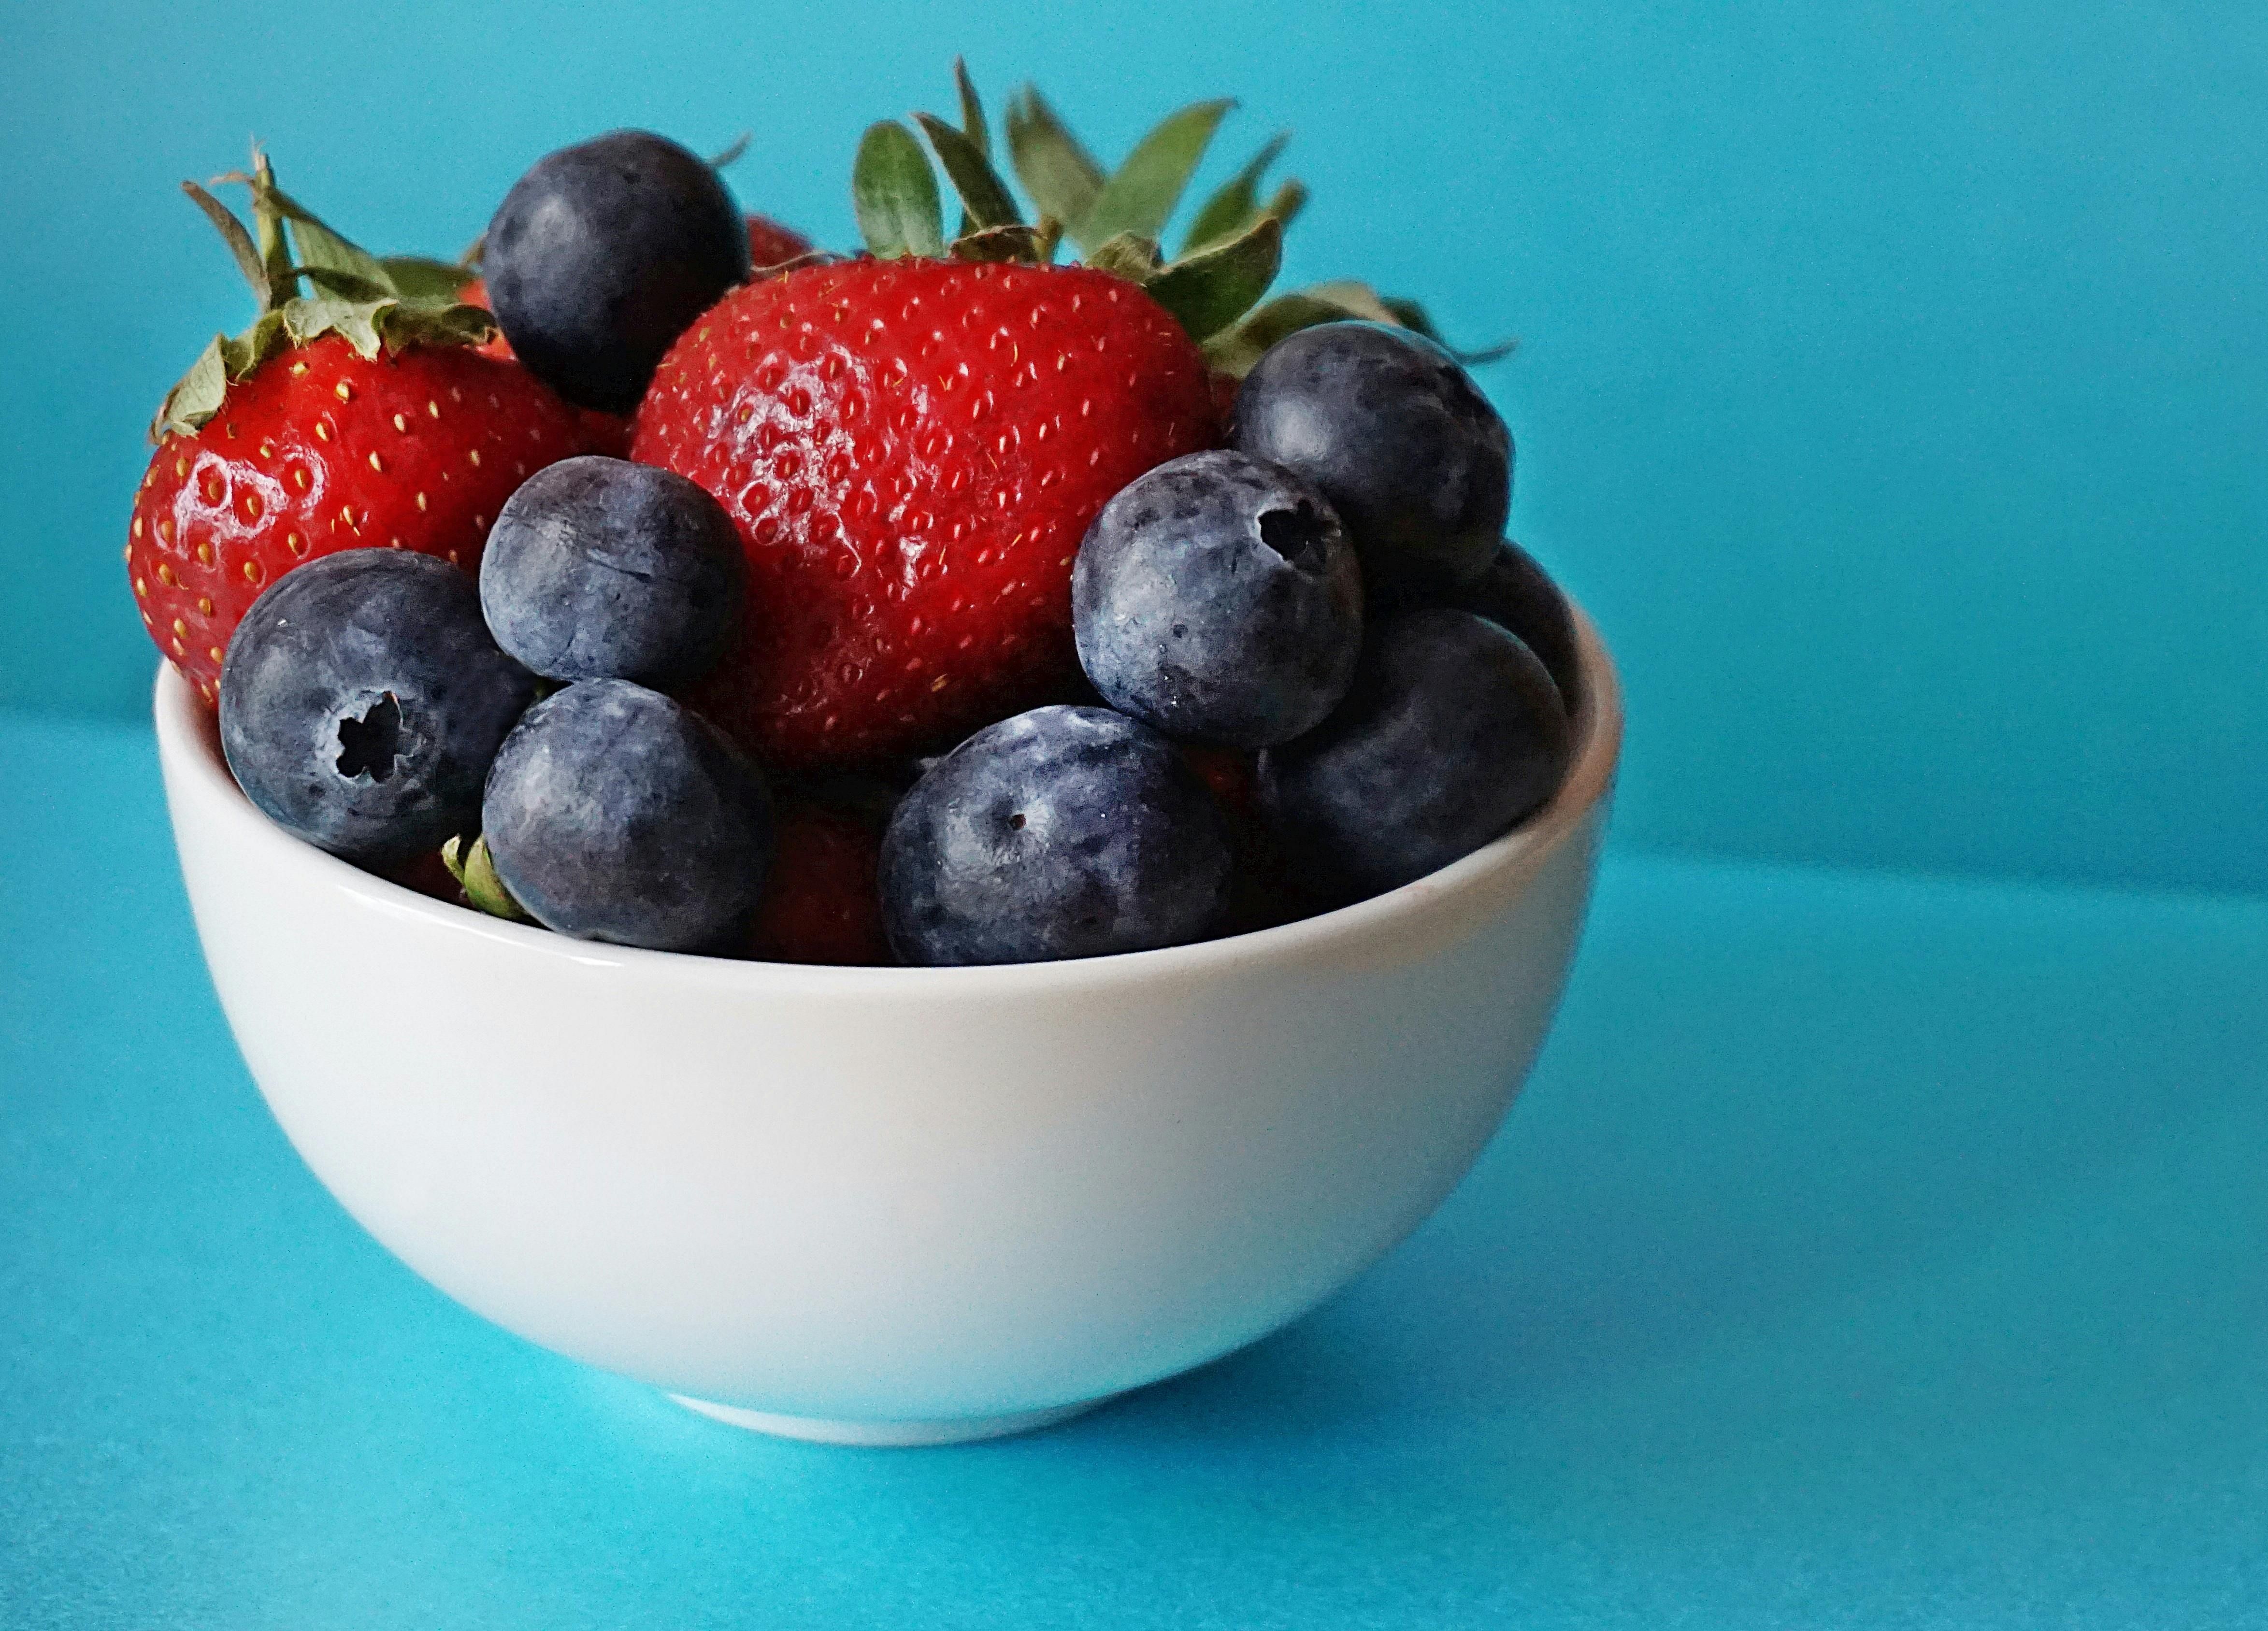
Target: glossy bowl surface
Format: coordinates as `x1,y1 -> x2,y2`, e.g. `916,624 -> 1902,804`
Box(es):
157,612 -> 1622,1443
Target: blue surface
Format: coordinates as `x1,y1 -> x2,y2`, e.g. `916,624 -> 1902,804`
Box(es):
6,2 -> 2268,889
6,710 -> 2265,1628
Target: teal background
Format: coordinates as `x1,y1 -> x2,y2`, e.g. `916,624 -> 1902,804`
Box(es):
5,0 -> 2267,889
6,4 -> 2268,1627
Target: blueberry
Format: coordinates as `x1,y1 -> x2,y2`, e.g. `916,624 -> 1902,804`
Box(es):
484,131 -> 749,413
220,549 -> 535,866
1232,322 -> 1510,600
1073,450 -> 1363,748
482,679 -> 773,952
880,706 -> 1232,965
1445,539 -> 1581,711
481,456 -> 746,687
1257,609 -> 1570,897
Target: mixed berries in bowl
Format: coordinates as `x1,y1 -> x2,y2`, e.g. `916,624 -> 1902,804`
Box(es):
145,70 -> 1623,1442
136,79 -> 1580,966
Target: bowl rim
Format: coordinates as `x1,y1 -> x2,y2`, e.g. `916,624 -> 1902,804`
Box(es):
158,604 -> 1622,996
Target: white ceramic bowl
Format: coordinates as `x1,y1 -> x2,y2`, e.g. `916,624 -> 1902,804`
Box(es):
157,611 -> 1622,1445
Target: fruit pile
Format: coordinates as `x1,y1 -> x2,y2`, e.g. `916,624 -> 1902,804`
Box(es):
129,68 -> 1585,966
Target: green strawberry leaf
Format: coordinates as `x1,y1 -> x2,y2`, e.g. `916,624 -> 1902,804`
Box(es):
950,222 -> 1052,263
1301,278 -> 1399,324
1082,98 -> 1234,248
216,157 -> 434,311
913,112 -> 1021,230
1181,132 -> 1287,255
1200,290 -> 1363,378
1199,282 -> 1518,377
181,181 -> 271,307
195,156 -> 299,304
230,151 -> 298,301
227,309 -> 293,375
1143,214 -> 1282,341
1005,88 -> 1105,246
304,294 -> 384,355
1307,286 -> 1514,363
441,835 -> 533,923
152,337 -> 230,441
378,256 -> 479,302
853,121 -> 945,259
1262,178 -> 1308,233
291,264 -> 393,303
1376,293 -> 1514,362
1378,294 -> 1435,336
955,57 -> 989,158
151,310 -> 293,439
294,290 -> 494,354
154,149 -> 500,442
1085,232 -> 1165,282
261,183 -> 395,295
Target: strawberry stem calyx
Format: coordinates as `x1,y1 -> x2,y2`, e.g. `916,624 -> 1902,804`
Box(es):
152,149 -> 494,443
1202,279 -> 1517,377
949,221 -> 1060,265
850,69 -> 1284,344
440,835 -> 533,923
852,121 -> 947,260
849,65 -> 1494,368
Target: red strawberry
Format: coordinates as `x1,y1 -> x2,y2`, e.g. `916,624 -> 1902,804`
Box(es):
632,258 -> 1216,768
460,277 -> 514,363
744,803 -> 891,964
128,157 -> 591,703
1207,370 -> 1240,431
382,844 -> 467,905
742,214 -> 815,272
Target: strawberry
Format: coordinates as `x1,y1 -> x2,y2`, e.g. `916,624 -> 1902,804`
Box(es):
745,802 -> 892,965
1207,370 -> 1240,429
128,155 -> 591,703
625,62 -> 1456,770
742,214 -> 816,272
632,255 -> 1215,767
459,277 -> 515,363
382,844 -> 468,905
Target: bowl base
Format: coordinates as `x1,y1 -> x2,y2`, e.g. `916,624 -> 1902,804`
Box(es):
667,1393 -> 1109,1446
